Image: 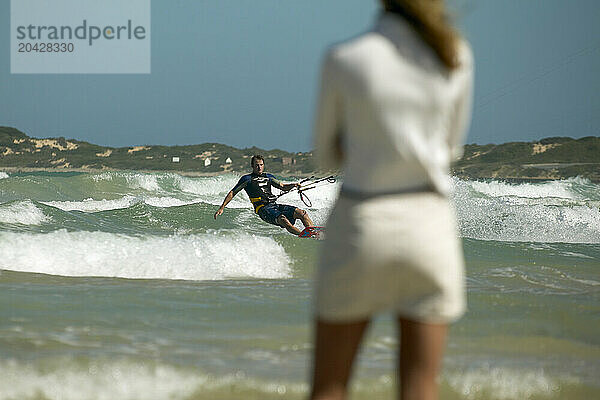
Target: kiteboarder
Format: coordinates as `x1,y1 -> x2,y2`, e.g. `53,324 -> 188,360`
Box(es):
214,155 -> 314,236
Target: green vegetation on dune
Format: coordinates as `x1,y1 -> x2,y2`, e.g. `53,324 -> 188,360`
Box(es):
1,126 -> 599,181
0,127 -> 315,174
454,136 -> 600,181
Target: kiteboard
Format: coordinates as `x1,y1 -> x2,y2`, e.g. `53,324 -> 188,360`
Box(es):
299,226 -> 325,239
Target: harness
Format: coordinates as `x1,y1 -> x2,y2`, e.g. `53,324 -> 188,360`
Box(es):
250,197 -> 267,213
248,174 -> 276,213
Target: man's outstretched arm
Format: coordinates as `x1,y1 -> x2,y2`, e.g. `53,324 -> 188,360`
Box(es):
214,190 -> 235,219
216,176 -> 248,219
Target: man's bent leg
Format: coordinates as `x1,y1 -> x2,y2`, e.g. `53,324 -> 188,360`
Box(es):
294,208 -> 314,228
277,215 -> 302,236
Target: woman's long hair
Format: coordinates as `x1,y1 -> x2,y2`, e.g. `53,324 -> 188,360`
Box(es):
381,0 -> 461,70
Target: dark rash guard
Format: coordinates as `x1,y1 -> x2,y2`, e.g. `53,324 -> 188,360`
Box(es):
231,173 -> 284,212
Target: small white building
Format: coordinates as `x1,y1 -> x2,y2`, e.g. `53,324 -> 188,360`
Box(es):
225,157 -> 232,164
204,158 -> 211,167
172,156 -> 180,163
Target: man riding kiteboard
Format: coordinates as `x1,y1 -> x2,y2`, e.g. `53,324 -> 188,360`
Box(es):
214,155 -> 315,236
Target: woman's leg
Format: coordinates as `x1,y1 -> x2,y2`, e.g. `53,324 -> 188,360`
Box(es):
310,318 -> 370,400
397,318 -> 447,400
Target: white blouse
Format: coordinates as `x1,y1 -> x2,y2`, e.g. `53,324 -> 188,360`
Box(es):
313,12 -> 474,195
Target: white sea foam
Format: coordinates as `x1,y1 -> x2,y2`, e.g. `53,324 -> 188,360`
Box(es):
143,197 -> 197,208
452,178 -> 600,243
40,172 -> 338,213
456,200 -> 600,243
445,366 -> 576,400
42,196 -> 139,212
467,179 -> 579,200
0,171 -> 8,179
0,358 -> 307,400
42,196 -> 203,212
0,358 -> 581,400
90,172 -> 115,182
175,174 -> 241,196
90,171 -> 167,192
0,230 -> 292,280
0,359 -> 214,400
0,201 -> 50,225
125,174 -> 161,191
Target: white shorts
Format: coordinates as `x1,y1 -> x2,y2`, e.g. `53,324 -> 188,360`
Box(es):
314,192 -> 466,324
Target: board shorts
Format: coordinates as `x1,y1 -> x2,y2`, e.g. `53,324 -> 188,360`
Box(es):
314,191 -> 466,324
257,203 -> 297,226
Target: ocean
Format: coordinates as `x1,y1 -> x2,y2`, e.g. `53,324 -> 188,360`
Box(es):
0,170 -> 598,400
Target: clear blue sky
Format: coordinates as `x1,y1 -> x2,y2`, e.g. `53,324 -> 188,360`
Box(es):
1,0 -> 599,151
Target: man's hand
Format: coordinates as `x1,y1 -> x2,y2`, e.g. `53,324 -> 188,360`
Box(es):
214,207 -> 224,219
284,182 -> 301,192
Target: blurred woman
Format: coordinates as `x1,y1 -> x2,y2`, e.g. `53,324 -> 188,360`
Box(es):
310,1 -> 473,399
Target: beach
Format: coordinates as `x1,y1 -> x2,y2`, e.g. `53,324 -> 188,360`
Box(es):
1,170 -> 599,399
